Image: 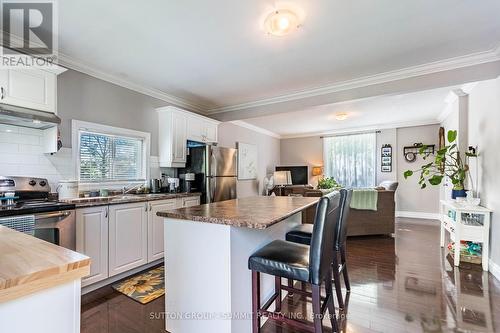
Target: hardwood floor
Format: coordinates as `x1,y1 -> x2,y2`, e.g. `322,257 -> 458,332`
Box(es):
81,218 -> 500,332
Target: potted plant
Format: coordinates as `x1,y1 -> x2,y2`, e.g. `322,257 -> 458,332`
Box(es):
403,130 -> 476,199
317,177 -> 341,191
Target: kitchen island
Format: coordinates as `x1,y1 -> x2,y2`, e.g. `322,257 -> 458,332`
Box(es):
0,226 -> 90,333
157,196 -> 319,333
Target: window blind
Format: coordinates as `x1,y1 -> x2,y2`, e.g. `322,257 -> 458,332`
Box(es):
79,131 -> 144,182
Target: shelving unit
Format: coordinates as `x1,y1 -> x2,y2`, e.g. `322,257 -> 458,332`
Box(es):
440,200 -> 492,271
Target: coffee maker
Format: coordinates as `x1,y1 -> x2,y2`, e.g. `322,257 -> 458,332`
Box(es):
182,173 -> 196,193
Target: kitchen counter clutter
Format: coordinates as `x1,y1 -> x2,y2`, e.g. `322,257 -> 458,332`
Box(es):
157,196 -> 319,229
160,195 -> 320,333
0,226 -> 89,333
62,192 -> 201,208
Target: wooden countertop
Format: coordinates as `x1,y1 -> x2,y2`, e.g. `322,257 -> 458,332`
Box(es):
157,196 -> 320,229
0,226 -> 90,303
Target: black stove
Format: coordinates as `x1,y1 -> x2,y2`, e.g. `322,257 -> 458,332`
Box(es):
0,176 -> 75,217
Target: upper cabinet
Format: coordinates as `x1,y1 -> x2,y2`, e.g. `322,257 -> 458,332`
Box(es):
157,106 -> 219,168
0,67 -> 62,113
186,114 -> 219,143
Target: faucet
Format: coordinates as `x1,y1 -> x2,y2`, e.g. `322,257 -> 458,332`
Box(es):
122,183 -> 144,195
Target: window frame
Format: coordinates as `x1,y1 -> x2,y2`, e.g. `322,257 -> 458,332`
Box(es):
72,120 -> 150,186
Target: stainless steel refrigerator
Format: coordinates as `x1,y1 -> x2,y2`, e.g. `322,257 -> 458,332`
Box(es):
179,143 -> 237,203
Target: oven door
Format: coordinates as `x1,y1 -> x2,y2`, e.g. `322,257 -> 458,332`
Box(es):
34,210 -> 76,250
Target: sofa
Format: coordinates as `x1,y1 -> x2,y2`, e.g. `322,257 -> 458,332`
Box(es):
286,181 -> 398,237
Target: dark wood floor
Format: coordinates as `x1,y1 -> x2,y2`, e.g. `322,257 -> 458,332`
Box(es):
81,218 -> 500,333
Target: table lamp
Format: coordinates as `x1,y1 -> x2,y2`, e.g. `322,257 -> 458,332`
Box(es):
273,171 -> 292,196
312,166 -> 323,177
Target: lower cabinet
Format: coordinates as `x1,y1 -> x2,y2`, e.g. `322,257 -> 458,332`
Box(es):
182,196 -> 201,207
76,196 -> 201,286
76,206 -> 109,287
147,199 -> 176,262
108,202 -> 148,277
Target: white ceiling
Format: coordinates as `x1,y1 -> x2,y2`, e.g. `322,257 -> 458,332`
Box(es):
57,0 -> 500,111
242,87 -> 457,138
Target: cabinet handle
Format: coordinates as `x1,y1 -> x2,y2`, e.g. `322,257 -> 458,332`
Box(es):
104,207 -> 108,218
145,203 -> 148,212
0,87 -> 4,100
149,203 -> 152,211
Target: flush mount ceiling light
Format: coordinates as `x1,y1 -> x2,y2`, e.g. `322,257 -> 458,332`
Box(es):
264,9 -> 300,36
335,112 -> 349,121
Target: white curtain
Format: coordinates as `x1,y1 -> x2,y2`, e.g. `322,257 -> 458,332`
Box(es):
323,132 -> 376,188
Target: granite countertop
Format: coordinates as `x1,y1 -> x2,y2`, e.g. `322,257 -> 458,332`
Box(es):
62,192 -> 201,208
0,226 -> 90,303
157,196 -> 319,229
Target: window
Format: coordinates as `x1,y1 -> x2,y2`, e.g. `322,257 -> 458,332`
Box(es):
323,132 -> 376,188
73,121 -> 150,183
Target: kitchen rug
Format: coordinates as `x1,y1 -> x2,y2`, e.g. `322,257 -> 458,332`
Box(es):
112,265 -> 165,304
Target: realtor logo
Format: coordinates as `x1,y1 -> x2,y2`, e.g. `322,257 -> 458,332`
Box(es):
1,0 -> 57,68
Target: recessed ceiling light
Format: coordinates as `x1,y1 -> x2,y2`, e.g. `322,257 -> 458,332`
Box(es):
264,9 -> 300,36
335,112 -> 349,121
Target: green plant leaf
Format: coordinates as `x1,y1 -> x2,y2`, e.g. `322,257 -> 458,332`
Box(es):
421,183 -> 427,189
403,170 -> 413,179
447,130 -> 457,143
428,175 -> 443,185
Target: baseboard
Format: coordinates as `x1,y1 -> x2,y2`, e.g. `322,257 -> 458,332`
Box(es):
489,260 -> 500,282
81,259 -> 163,295
395,211 -> 441,220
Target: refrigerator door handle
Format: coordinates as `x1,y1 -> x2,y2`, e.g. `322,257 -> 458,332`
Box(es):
211,177 -> 217,203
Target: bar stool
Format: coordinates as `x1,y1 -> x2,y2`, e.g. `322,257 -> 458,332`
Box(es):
286,189 -> 353,309
248,192 -> 341,333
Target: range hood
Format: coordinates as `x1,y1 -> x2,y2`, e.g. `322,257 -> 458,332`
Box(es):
0,104 -> 61,130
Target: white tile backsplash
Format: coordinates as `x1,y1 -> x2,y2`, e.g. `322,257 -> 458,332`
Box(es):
0,128 -> 73,191
0,126 -> 164,192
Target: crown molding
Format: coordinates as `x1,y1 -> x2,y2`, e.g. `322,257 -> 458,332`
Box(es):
56,53 -> 208,113
279,119 -> 440,139
229,120 -> 281,139
207,46 -> 500,115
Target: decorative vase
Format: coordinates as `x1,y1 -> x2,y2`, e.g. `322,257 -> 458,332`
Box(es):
452,189 -> 467,199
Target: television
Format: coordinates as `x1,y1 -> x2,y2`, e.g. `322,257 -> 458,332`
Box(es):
275,166 -> 309,185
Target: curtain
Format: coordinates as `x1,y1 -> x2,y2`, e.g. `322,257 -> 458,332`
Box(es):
323,132 -> 376,188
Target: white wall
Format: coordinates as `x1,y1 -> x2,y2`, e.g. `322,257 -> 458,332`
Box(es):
217,122 -> 280,197
396,125 -> 440,214
465,77 -> 500,276
279,136 -> 323,186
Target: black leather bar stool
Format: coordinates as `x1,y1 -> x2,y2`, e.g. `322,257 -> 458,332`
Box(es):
286,189 -> 353,309
248,192 -> 341,333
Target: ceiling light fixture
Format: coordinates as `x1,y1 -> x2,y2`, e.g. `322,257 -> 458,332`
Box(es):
264,9 -> 300,36
335,112 -> 349,121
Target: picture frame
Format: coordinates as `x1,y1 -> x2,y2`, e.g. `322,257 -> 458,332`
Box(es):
381,144 -> 392,172
237,142 -> 258,180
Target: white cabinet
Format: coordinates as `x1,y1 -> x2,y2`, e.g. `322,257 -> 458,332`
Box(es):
76,206 -> 109,287
158,106 -> 187,168
186,115 -> 218,143
158,106 -> 220,167
147,199 -> 176,262
108,202 -> 148,277
0,68 -> 57,113
182,196 -> 201,207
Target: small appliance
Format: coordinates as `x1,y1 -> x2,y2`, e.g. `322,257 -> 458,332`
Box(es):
57,180 -> 79,200
149,179 -> 162,193
166,177 -> 180,193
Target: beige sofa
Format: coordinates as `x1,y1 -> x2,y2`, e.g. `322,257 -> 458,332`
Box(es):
301,181 -> 398,236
